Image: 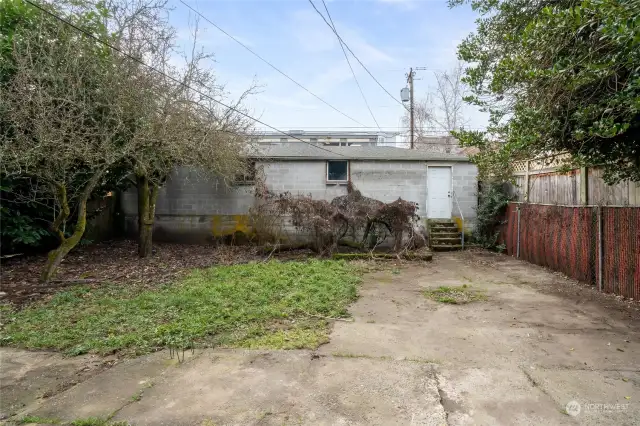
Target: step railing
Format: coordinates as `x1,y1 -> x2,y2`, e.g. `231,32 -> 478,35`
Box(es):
451,190 -> 464,250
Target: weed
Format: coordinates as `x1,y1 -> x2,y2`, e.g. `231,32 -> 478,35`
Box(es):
423,286 -> 486,304
256,411 -> 273,420
332,352 -> 392,361
130,389 -> 143,402
69,418 -> 119,426
15,416 -> 128,426
1,260 -> 361,355
17,416 -> 61,425
404,357 -> 441,364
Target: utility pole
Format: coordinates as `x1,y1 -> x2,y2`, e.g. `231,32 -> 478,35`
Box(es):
401,67 -> 422,149
407,67 -> 415,149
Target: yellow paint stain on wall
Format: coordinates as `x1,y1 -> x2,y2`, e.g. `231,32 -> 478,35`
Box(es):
452,216 -> 473,238
211,214 -> 253,237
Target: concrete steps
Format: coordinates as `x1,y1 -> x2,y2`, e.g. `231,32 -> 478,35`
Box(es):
428,219 -> 464,252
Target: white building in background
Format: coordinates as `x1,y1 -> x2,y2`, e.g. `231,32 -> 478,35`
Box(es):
254,130 -> 396,147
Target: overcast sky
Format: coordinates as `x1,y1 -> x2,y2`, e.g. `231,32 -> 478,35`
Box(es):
169,0 -> 486,134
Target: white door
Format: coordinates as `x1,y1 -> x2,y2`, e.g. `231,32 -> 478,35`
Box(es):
427,167 -> 452,218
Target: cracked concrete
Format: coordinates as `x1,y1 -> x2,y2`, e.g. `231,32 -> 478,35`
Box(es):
2,251 -> 639,425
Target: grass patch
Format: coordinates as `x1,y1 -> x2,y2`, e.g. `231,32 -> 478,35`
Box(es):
423,285 -> 486,304
1,260 -> 360,355
15,417 -> 128,426
234,321 -> 330,349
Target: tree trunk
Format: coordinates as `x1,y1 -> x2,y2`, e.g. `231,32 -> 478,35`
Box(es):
40,172 -> 102,282
41,233 -> 83,283
136,174 -> 159,258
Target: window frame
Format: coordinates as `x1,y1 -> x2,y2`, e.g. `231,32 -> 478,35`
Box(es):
234,161 -> 256,185
326,160 -> 349,183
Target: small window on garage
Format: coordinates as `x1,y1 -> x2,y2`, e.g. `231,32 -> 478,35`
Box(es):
327,160 -> 349,183
234,161 -> 256,185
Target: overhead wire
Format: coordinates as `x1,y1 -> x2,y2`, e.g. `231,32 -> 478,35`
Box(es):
179,0 -> 369,128
22,0 -> 349,159
319,0 -> 381,130
307,0 -> 405,108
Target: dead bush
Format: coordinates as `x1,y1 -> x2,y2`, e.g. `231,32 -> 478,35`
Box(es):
253,179 -> 422,255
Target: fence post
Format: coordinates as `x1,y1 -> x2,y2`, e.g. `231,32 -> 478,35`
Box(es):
524,160 -> 530,202
516,206 -> 521,259
597,205 -> 603,292
580,166 -> 589,205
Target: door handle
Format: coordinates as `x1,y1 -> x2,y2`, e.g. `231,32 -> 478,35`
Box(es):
447,191 -> 451,198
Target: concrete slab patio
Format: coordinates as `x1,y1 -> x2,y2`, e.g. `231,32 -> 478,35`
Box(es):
2,251 -> 639,425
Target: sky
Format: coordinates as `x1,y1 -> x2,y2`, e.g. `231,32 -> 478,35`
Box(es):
167,0 -> 486,135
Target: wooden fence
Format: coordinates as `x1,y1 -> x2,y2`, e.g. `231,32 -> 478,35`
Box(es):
509,155 -> 640,206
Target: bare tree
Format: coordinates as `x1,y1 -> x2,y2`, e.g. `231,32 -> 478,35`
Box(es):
403,62 -> 469,152
118,15 -> 257,257
431,62 -> 468,132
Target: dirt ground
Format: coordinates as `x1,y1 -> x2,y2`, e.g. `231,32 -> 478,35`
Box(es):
0,240 -> 314,306
2,251 -> 639,425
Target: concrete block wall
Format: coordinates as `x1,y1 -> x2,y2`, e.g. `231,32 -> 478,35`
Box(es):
262,161 -> 346,200
451,162 -> 479,230
262,161 -> 427,211
121,167 -> 255,243
121,160 -> 478,243
260,160 -> 430,241
350,161 -> 427,214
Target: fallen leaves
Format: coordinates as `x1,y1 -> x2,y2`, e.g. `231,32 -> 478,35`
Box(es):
0,240 -> 260,306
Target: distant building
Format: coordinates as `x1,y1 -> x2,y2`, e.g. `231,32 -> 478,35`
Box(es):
253,130 -> 395,147
414,135 -> 479,156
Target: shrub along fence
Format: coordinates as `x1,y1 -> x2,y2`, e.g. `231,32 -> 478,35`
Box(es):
503,202 -> 639,300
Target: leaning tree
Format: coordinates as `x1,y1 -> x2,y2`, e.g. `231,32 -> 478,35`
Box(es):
0,6 -> 137,281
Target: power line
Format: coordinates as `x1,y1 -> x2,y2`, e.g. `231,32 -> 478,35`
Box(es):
22,0 -> 348,159
179,0 -> 368,128
307,0 -> 405,108
254,126 -> 486,131
320,0 -> 380,131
